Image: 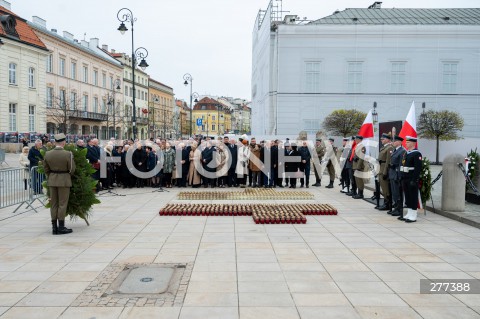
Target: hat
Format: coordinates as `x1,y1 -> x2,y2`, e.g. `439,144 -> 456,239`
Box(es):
406,136 -> 417,142
351,136 -> 355,140
343,137 -> 349,141
393,135 -> 404,141
381,133 -> 392,139
54,133 -> 66,142
316,138 -> 322,142
328,138 -> 334,142
241,139 -> 248,145
355,135 -> 364,140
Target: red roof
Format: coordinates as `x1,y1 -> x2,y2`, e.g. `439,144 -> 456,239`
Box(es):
0,6 -> 47,50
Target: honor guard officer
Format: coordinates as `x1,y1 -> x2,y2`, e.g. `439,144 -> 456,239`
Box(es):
312,139 -> 326,187
325,138 -> 338,188
43,133 -> 76,235
399,136 -> 422,223
352,135 -> 367,199
388,136 -> 406,217
377,133 -> 394,210
339,137 -> 351,193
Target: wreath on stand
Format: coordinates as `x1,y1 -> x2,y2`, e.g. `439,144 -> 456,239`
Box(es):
39,144 -> 100,225
419,157 -> 432,206
466,148 -> 479,191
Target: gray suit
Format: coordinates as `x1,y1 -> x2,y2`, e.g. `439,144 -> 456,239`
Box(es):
389,146 -> 406,207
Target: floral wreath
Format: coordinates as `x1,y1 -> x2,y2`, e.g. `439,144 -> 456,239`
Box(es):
419,157 -> 432,204
466,148 -> 479,191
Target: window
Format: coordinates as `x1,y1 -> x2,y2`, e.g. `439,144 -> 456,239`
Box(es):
46,87 -> 54,107
212,115 -> 216,121
347,62 -> 363,93
102,73 -> 106,88
28,67 -> 35,88
93,97 -> 98,113
71,61 -> 77,80
391,62 -> 406,93
70,92 -> 77,109
125,85 -> 128,96
305,62 -> 320,93
303,119 -> 322,133
130,87 -> 133,97
83,95 -> 88,111
125,71 -> 128,78
101,99 -> 106,113
29,105 -> 35,132
110,76 -> 114,90
83,66 -> 88,83
60,89 -> 66,108
141,91 -> 144,100
59,58 -> 65,76
212,124 -> 216,131
443,62 -> 458,93
202,125 -> 205,131
46,54 -> 53,73
8,63 -> 17,84
93,70 -> 98,86
9,103 -> 17,131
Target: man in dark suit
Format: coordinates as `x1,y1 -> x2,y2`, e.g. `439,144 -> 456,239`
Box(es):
201,140 -> 216,187
227,138 -> 238,187
86,138 -> 101,192
285,143 -> 300,188
43,133 -> 75,235
388,136 -> 406,217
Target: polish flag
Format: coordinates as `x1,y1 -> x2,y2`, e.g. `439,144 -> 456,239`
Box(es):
399,101 -> 417,148
350,109 -> 374,160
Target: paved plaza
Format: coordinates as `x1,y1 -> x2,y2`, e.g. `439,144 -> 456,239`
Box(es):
1,154 -> 480,318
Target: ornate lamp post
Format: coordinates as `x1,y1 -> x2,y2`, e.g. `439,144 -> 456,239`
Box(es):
183,73 -> 198,137
116,8 -> 149,140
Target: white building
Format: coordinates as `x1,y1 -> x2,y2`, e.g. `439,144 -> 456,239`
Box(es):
252,1 -> 480,138
0,1 -> 49,135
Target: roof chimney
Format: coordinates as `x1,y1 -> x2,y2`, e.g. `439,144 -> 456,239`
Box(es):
63,31 -> 74,41
32,16 -> 47,28
102,44 -> 108,51
368,1 -> 382,9
0,0 -> 11,10
89,38 -> 99,49
111,49 -> 116,54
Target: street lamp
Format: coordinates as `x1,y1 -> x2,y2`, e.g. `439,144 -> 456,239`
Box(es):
107,79 -> 121,139
183,73 -> 196,137
372,101 -> 378,124
116,8 -> 149,140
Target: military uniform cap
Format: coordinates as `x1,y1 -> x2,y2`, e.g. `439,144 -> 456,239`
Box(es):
343,137 -> 349,141
381,133 -> 392,139
54,133 -> 66,142
355,135 -> 364,140
328,137 -> 334,142
316,138 -> 322,142
406,136 -> 417,142
393,135 -> 404,141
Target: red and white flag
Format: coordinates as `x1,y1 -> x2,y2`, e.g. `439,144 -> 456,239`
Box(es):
350,109 -> 375,160
399,101 -> 417,148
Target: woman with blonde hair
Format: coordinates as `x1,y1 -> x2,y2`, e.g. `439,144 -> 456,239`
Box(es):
19,146 -> 30,190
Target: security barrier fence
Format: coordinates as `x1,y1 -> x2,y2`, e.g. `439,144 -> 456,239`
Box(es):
0,166 -> 44,214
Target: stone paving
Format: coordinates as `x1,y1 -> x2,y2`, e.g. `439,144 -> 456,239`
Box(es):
1,152 -> 480,318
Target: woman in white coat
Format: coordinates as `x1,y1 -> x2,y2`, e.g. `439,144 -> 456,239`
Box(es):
19,146 -> 30,190
235,139 -> 250,188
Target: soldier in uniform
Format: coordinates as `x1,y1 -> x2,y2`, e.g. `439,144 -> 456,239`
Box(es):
352,135 -> 367,199
312,139 -> 326,186
399,136 -> 422,223
325,138 -> 338,188
43,133 -> 76,235
345,136 -> 357,196
339,137 -> 351,193
377,133 -> 394,210
388,136 -> 406,216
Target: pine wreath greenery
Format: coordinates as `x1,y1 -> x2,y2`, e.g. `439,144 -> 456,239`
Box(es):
420,157 -> 432,205
38,144 -> 100,225
466,148 -> 479,191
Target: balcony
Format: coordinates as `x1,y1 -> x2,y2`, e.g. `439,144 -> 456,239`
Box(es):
136,117 -> 148,125
69,110 -> 107,121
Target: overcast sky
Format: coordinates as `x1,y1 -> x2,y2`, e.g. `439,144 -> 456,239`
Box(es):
11,0 -> 478,102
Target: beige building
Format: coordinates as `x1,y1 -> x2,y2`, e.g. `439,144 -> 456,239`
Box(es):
28,16 -> 123,139
0,2 -> 49,137
149,78 -> 174,139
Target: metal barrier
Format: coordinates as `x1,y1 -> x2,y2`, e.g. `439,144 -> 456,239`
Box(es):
0,149 -> 7,166
0,166 -> 45,214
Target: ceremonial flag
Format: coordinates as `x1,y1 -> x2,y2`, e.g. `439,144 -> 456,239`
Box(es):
399,101 -> 417,148
350,109 -> 375,160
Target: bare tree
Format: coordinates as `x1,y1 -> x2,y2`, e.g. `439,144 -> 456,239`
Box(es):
322,109 -> 367,137
45,90 -> 83,134
418,109 -> 464,164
